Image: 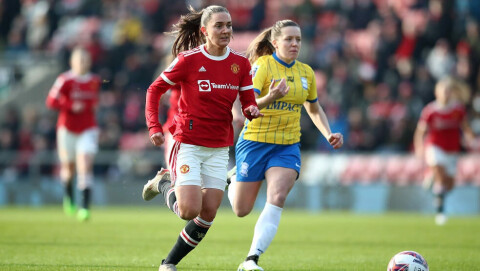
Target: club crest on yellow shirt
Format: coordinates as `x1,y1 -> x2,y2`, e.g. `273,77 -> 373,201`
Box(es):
301,77 -> 308,89
231,63 -> 240,74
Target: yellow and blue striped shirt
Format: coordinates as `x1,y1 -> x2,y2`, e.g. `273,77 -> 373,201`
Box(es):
242,53 -> 318,144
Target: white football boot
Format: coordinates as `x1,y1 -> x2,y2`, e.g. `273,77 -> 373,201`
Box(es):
142,168 -> 171,201
238,260 -> 264,271
226,166 -> 237,186
158,260 -> 176,271
422,175 -> 434,191
435,213 -> 447,226
238,256 -> 263,271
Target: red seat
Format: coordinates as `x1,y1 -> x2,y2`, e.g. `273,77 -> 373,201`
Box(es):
339,156 -> 365,185
119,132 -> 150,151
385,156 -> 406,185
340,156 -> 386,185
404,155 -> 426,185
362,156 -> 386,183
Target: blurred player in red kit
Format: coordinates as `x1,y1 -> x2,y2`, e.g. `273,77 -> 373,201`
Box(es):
161,84 -> 181,167
414,77 -> 476,225
46,47 -> 101,222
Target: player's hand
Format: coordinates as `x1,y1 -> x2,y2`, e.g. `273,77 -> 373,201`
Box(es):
150,132 -> 165,147
244,105 -> 263,119
268,78 -> 289,100
72,101 -> 85,113
328,133 -> 343,149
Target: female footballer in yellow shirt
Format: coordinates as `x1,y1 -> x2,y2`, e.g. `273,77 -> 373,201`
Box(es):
228,19 -> 344,271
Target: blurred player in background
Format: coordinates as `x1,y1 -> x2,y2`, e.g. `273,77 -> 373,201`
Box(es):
154,52 -> 182,168
141,5 -> 268,271
227,20 -> 343,271
414,77 -> 476,225
45,47 -> 101,222
162,84 -> 181,167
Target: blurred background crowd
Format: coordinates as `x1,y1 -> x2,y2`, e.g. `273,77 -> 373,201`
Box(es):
1,0 -> 480,183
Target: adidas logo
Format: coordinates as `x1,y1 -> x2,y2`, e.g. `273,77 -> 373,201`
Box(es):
199,66 -> 206,72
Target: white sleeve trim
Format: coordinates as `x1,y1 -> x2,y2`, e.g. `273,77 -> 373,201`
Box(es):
160,73 -> 176,85
239,85 -> 253,91
48,77 -> 65,98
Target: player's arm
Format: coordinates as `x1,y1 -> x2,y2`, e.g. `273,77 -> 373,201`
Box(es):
304,101 -> 343,149
413,120 -> 427,159
461,118 -> 476,149
231,97 -> 245,128
238,59 -> 262,120
45,76 -> 73,111
238,89 -> 262,120
145,57 -> 184,146
145,77 -> 172,146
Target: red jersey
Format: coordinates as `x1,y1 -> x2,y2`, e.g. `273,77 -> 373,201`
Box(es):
46,71 -> 101,133
164,85 -> 181,133
419,101 -> 466,152
146,45 -> 257,148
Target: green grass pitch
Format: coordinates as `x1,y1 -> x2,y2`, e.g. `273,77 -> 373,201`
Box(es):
1,207 -> 479,270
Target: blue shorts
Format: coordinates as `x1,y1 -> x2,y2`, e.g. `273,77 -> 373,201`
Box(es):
235,136 -> 301,182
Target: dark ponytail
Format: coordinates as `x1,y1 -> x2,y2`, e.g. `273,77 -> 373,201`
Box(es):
167,6 -> 204,56
167,5 -> 230,56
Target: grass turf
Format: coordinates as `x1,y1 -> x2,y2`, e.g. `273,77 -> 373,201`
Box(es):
0,206 -> 479,270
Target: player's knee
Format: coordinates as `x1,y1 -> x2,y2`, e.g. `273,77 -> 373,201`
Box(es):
60,167 -> 73,182
178,206 -> 200,220
77,173 -> 93,190
233,205 -> 253,217
269,194 -> 287,207
178,210 -> 197,220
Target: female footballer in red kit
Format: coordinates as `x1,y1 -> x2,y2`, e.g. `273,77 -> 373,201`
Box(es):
414,77 -> 476,225
141,5 -> 287,271
46,47 -> 101,221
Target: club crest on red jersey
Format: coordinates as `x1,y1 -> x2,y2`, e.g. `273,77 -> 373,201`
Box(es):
231,63 -> 240,74
180,165 -> 190,174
